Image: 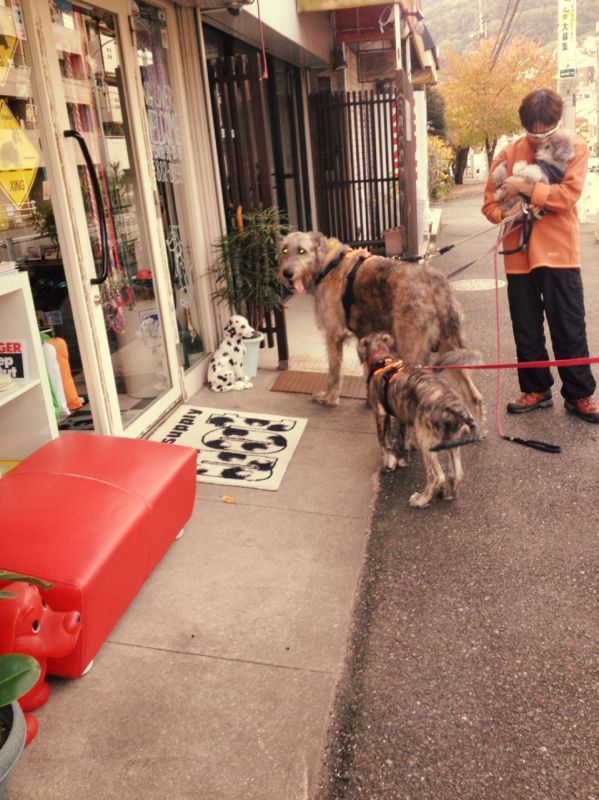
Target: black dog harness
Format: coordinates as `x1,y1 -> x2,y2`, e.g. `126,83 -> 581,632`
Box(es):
499,202 -> 546,255
314,250 -> 370,325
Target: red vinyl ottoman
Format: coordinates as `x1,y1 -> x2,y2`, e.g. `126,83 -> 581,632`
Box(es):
0,433 -> 197,678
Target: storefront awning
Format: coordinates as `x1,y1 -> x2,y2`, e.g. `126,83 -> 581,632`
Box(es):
316,1 -> 439,85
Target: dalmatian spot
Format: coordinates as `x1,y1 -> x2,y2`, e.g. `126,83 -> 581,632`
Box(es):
217,451 -> 247,463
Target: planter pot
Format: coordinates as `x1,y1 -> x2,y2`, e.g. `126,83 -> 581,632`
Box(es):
243,333 -> 264,379
0,703 -> 26,800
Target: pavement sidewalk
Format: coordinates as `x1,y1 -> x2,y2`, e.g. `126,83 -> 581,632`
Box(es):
11,184 -> 599,800
10,293 -> 381,800
315,186 -> 599,800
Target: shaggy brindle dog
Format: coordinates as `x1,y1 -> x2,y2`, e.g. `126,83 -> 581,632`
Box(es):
278,231 -> 483,423
358,332 -> 480,509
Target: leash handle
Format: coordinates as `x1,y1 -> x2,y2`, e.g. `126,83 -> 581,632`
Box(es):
501,435 -> 562,454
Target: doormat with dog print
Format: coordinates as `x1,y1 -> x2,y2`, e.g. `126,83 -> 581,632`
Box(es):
150,405 -> 307,491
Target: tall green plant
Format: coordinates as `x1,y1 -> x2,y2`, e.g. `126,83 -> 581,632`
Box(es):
212,207 -> 289,331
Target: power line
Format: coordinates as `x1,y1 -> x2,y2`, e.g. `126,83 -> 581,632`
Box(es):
490,0 -> 523,70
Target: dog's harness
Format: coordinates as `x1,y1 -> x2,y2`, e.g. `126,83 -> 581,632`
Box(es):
314,249 -> 371,325
367,350 -> 407,414
499,201 -> 546,255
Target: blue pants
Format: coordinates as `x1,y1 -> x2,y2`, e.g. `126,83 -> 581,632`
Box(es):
506,267 -> 596,400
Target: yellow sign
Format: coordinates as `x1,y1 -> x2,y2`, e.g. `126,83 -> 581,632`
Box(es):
298,0 -> 400,11
0,7 -> 18,87
0,100 -> 39,208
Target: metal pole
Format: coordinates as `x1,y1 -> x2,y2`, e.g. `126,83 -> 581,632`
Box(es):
595,21 -> 599,157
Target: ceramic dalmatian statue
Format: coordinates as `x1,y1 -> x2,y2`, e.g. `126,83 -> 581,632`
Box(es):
208,315 -> 259,392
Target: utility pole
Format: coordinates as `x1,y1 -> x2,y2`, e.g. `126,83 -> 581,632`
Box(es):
557,0 -> 577,131
478,0 -> 486,39
595,21 -> 599,157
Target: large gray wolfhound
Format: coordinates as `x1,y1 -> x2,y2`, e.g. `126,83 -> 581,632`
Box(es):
278,231 -> 483,422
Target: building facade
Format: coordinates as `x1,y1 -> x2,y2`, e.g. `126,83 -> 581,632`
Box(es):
0,0 -> 429,448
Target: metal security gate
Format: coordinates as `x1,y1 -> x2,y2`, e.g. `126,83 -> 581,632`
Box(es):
309,88 -> 411,252
207,53 -> 273,222
206,53 -> 288,366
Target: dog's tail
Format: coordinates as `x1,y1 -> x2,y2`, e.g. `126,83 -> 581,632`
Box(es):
430,348 -> 482,371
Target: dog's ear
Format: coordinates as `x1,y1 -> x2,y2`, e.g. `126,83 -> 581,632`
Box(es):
356,337 -> 368,363
381,332 -> 394,348
313,232 -> 328,252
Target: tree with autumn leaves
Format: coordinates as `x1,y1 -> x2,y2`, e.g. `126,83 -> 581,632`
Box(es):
437,36 -> 556,183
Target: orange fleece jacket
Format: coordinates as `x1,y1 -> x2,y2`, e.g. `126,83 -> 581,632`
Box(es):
481,133 -> 589,274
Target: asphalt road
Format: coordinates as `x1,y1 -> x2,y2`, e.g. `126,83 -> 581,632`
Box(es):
315,186 -> 599,800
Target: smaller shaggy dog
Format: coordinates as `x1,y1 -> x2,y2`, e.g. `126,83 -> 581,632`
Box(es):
208,315 -> 259,392
358,332 -> 480,509
492,130 -> 575,213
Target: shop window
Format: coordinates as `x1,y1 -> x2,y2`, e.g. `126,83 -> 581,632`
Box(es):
134,2 -> 204,370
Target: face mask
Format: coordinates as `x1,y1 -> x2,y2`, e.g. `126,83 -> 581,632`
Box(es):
525,121 -> 561,140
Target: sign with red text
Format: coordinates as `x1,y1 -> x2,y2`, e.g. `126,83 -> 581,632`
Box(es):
0,339 -> 27,378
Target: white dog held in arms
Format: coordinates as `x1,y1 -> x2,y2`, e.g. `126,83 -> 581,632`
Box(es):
208,315 -> 259,392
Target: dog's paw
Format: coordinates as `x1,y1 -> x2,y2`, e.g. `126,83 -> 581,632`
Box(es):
439,482 -> 456,501
382,451 -> 397,471
409,491 -> 430,509
312,391 -> 339,407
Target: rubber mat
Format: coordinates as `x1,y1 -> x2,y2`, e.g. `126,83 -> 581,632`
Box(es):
270,370 -> 367,400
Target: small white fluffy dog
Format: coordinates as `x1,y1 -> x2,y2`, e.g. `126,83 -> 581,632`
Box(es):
208,315 -> 259,392
492,130 -> 575,212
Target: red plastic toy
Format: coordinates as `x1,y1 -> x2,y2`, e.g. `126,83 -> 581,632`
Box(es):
0,581 -> 81,744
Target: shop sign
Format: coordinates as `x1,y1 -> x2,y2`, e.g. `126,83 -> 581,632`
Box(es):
0,99 -> 39,208
0,6 -> 18,87
0,339 -> 26,378
137,6 -> 182,185
297,0 -> 397,11
557,0 -> 576,80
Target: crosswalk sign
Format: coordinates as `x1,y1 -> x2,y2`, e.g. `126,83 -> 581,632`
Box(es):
0,99 -> 39,208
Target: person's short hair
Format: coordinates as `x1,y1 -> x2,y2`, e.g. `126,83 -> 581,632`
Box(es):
518,88 -> 563,131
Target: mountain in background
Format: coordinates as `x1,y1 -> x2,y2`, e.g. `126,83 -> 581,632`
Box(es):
423,0 -> 598,57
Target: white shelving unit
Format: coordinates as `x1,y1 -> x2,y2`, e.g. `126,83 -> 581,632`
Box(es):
0,270 -> 59,460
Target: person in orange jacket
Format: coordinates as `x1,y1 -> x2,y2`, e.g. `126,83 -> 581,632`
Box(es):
482,87 -> 598,423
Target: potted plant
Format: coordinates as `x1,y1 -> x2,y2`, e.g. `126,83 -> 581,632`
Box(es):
0,571 -> 50,799
211,206 -> 289,377
211,206 -> 289,333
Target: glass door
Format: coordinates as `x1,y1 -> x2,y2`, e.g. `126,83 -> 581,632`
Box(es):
15,0 -> 181,435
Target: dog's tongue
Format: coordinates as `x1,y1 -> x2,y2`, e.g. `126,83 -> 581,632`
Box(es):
292,277 -> 304,294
